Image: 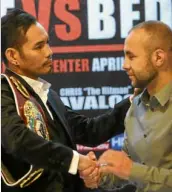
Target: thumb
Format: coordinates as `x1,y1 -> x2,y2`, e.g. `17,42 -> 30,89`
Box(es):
87,151 -> 97,161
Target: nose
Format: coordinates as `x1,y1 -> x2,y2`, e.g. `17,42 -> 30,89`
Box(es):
45,43 -> 53,59
122,58 -> 130,71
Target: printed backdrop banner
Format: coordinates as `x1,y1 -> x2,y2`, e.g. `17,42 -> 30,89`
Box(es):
1,0 -> 172,192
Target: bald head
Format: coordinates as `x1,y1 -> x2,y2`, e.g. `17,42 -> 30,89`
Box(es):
129,21 -> 172,54
123,21 -> 172,92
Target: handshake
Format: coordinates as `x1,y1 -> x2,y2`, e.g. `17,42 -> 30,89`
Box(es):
77,149 -> 133,189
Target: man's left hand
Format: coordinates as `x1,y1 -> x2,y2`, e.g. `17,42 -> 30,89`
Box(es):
98,150 -> 133,180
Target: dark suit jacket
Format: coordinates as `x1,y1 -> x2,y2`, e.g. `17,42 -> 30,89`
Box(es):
1,69 -> 130,192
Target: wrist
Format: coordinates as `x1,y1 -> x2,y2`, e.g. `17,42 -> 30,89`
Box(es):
78,154 -> 86,171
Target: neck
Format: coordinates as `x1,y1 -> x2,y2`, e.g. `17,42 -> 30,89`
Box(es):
147,71 -> 172,96
9,67 -> 39,80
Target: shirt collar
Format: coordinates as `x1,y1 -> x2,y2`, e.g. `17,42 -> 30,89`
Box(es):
138,81 -> 172,109
19,75 -> 51,94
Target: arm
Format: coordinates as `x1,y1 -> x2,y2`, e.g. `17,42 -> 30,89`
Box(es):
1,79 -> 94,174
65,98 -> 130,146
98,150 -> 172,191
123,133 -> 172,190
129,163 -> 172,191
98,136 -> 172,191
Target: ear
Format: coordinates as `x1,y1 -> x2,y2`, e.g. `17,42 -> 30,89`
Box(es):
152,49 -> 166,67
5,48 -> 20,66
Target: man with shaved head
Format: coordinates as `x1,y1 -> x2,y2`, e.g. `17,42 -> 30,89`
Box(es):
82,21 -> 172,192
124,20 -> 172,91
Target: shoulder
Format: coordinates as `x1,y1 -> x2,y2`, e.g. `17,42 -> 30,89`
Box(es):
1,75 -> 15,107
1,74 -> 11,92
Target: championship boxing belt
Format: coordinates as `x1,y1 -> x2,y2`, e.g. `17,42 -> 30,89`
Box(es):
1,74 -> 50,188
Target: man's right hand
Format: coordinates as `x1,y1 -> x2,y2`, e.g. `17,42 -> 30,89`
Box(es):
79,152 -> 99,189
78,153 -> 97,171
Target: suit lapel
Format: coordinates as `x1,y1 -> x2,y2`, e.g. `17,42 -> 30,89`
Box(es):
5,69 -> 56,127
48,89 -> 75,147
5,69 -> 75,148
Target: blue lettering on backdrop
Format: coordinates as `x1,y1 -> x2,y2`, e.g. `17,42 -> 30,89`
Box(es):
110,133 -> 124,150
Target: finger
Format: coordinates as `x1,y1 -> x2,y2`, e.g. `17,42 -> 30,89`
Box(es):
98,152 -> 123,167
83,167 -> 99,180
87,151 -> 97,161
78,154 -> 97,171
83,168 -> 100,189
89,167 -> 99,179
84,175 -> 99,183
98,159 -> 115,167
80,166 -> 96,178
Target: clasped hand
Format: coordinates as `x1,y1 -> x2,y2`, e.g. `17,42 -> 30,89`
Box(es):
79,150 -> 133,189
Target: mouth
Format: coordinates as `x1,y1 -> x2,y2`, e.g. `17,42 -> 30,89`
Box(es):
127,71 -> 134,76
44,60 -> 53,66
127,73 -> 133,77
128,74 -> 135,81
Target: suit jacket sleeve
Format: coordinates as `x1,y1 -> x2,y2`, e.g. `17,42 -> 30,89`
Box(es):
65,97 -> 130,146
1,78 -> 73,173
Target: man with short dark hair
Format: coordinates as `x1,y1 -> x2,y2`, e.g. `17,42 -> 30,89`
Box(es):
1,9 -> 130,192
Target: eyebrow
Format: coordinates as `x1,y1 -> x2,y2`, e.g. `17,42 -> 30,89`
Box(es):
124,50 -> 135,56
34,38 -> 49,47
